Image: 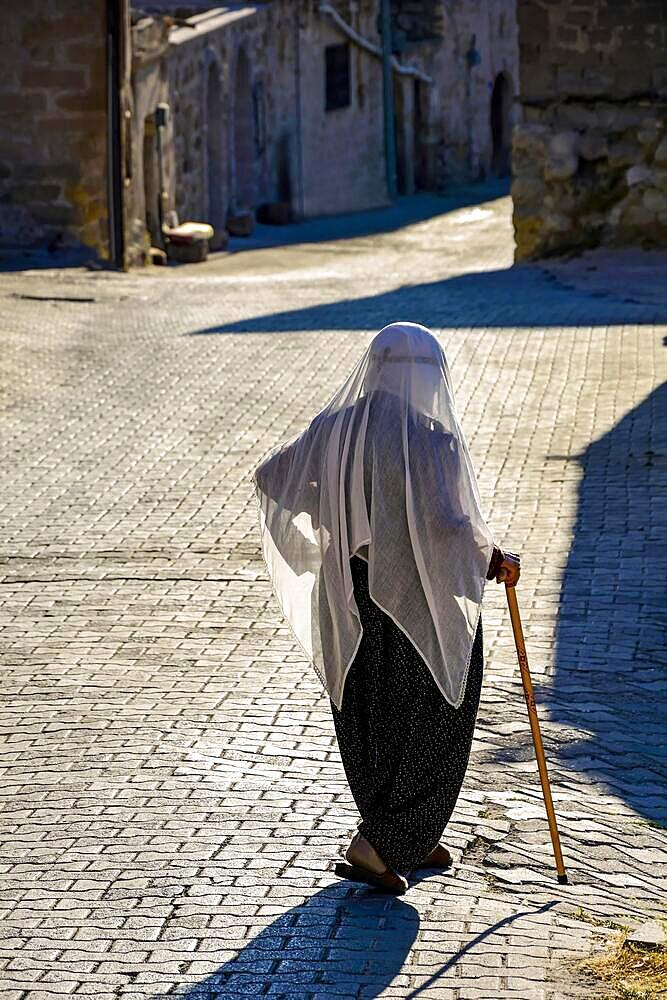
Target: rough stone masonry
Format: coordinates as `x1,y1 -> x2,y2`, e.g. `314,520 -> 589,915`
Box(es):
513,0 -> 667,260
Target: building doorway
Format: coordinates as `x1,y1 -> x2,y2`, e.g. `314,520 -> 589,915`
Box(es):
142,115 -> 160,245
232,48 -> 255,211
490,72 -> 513,176
413,78 -> 429,190
206,62 -> 224,232
393,75 -> 414,196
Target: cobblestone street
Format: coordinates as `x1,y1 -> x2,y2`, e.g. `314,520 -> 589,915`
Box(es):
1,183 -> 666,999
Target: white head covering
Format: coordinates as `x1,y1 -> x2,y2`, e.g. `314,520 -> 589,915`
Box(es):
253,322 -> 496,710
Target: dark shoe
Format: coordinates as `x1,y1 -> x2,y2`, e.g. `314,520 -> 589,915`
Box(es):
334,860 -> 408,895
413,843 -> 453,870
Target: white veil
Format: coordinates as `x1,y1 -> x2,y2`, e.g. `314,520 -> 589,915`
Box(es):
253,322 -> 496,710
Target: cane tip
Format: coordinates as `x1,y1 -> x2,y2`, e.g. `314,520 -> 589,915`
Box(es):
557,873 -> 568,884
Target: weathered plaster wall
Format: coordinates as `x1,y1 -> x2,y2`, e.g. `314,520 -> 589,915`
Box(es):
0,0 -> 111,257
513,0 -> 667,260
127,16 -> 174,264
167,4 -> 301,231
387,0 -> 520,189
299,1 -> 389,216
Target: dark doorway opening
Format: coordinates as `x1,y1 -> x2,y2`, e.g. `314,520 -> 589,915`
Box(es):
393,76 -> 413,196
490,72 -> 513,176
142,115 -> 160,246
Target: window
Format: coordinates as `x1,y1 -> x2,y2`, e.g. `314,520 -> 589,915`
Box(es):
325,43 -> 351,111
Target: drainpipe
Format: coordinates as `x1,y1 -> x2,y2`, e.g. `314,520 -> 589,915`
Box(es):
380,0 -> 397,201
294,7 -> 305,218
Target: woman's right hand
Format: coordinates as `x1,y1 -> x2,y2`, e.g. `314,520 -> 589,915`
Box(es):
495,549 -> 521,587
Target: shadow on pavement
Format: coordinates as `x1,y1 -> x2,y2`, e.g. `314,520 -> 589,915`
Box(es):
0,182 -> 509,274
551,381 -> 667,826
156,886 -> 558,999
0,246 -> 102,273
224,180 -> 510,256
158,884 -> 419,999
187,265 -> 666,335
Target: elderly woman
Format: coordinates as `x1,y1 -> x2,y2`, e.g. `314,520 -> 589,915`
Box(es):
253,323 -> 519,894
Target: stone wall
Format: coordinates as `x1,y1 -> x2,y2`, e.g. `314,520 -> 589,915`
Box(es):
388,0 -> 519,189
167,3 -> 304,232
298,0 -> 388,217
164,0 -> 389,229
127,0 -> 519,258
128,15 -> 174,263
513,0 -> 667,259
0,0 -> 112,257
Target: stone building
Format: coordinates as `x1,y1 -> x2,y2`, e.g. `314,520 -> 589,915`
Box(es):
0,0 -> 130,266
128,0 -> 398,263
512,0 -> 667,260
389,0 -> 519,190
128,0 -> 519,263
1,0 -> 518,267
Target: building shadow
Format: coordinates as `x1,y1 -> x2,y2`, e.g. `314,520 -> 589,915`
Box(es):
0,182 -> 510,273
224,180 -> 511,256
549,381 -> 667,825
154,885 -> 558,999
187,263 -> 665,335
0,245 -> 102,273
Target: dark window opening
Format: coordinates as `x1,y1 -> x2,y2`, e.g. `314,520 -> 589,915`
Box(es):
325,43 -> 351,111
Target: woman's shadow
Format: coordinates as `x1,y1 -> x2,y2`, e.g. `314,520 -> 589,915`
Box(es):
157,884 -> 420,999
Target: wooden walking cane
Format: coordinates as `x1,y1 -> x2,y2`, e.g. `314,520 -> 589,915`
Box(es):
505,583 -> 568,884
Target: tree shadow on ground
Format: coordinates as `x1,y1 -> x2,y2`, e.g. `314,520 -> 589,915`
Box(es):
550,381 -> 667,826
187,265 -> 665,335
155,885 -> 557,999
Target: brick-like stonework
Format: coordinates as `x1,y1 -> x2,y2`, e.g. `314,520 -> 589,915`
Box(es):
128,0 -> 518,262
513,0 -> 667,260
0,186 -> 665,997
394,0 -> 518,187
0,1 -> 113,258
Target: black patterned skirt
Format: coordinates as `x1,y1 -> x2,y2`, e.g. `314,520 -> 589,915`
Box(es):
330,554 -> 484,874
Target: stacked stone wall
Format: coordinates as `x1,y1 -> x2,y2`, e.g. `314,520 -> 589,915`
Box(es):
395,0 -> 519,188
165,0 -> 390,226
513,0 -> 667,259
167,2 -> 302,227
0,0 -> 111,257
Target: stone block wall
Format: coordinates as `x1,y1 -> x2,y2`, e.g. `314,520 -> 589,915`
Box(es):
0,0 -> 111,257
127,15 -> 173,263
165,0 -> 390,230
513,0 -> 667,259
167,3 -> 303,230
388,0 -> 519,189
298,0 -> 389,217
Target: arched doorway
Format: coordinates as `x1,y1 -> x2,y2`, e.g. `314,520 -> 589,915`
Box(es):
206,62 -> 224,232
232,48 -> 255,210
490,72 -> 513,176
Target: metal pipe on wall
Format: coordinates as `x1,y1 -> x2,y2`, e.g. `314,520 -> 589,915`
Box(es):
380,0 -> 397,201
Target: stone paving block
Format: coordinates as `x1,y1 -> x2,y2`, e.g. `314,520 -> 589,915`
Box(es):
0,187 -> 665,998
